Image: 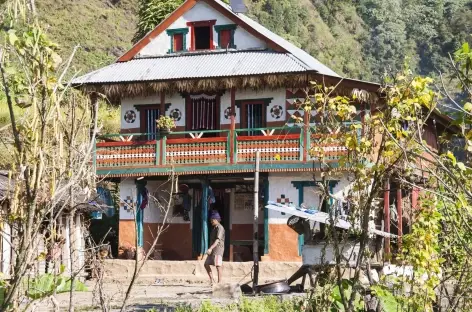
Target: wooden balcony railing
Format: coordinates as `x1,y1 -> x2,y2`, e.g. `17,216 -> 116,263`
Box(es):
94,127 -> 352,175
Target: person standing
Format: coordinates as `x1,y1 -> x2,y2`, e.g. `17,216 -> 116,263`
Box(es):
205,210 -> 225,285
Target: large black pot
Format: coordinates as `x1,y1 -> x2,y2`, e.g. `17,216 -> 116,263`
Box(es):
257,280 -> 291,294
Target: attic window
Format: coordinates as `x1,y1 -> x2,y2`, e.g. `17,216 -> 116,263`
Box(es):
166,28 -> 189,53
215,24 -> 237,49
187,20 -> 216,51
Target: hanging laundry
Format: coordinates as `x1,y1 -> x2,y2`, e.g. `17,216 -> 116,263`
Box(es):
208,186 -> 216,205
140,187 -> 149,210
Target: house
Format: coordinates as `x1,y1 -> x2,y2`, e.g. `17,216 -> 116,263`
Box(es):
0,171 -> 108,277
72,0 -> 453,262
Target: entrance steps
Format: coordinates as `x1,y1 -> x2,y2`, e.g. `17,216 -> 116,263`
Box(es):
103,260 -> 301,285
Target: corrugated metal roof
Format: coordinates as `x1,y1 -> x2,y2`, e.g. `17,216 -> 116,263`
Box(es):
213,0 -> 340,77
73,51 -> 311,85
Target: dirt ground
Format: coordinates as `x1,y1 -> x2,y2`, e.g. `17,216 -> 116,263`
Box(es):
34,281 -> 252,311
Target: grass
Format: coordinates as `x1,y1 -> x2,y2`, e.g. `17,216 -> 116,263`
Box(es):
35,0 -> 138,74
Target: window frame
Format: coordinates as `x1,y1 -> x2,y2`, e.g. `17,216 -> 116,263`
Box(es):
214,24 -> 237,49
166,28 -> 189,53
236,98 -> 273,135
187,20 -> 217,51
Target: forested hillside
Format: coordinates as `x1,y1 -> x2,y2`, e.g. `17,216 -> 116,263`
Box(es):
32,0 -> 472,83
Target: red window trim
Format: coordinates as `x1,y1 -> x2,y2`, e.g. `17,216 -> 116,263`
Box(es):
187,20 -> 216,51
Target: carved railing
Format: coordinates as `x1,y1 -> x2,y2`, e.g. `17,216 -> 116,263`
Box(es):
235,128 -> 303,162
94,126 -> 354,170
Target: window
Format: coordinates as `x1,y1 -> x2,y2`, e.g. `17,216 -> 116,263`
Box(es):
166,28 -> 189,53
174,33 -> 184,52
187,20 -> 216,51
195,26 -> 211,50
137,106 -> 160,140
238,99 -> 273,136
220,30 -> 231,48
215,24 -> 237,49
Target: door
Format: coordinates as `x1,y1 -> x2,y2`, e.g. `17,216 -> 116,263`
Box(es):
139,106 -> 160,140
240,101 -> 267,136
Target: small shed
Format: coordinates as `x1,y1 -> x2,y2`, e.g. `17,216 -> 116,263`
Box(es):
0,171 -> 108,278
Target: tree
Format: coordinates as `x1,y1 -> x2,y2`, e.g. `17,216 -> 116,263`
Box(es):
0,0 -> 99,309
133,0 -> 184,44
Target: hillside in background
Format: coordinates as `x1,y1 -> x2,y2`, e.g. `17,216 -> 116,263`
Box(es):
33,0 -> 472,83
1,0 -> 469,132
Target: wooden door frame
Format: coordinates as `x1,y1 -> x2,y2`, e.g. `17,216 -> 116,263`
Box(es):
237,99 -> 272,132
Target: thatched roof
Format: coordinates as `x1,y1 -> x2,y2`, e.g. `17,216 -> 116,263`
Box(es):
76,72 -> 316,101
0,171 -> 109,213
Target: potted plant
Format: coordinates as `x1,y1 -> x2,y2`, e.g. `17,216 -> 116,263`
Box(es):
156,115 -> 176,135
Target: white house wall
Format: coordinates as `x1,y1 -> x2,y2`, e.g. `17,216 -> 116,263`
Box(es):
122,88 -> 287,131
138,1 -> 267,57
119,179 -> 191,225
121,95 -> 159,130
267,173 -> 351,225
119,179 -> 137,220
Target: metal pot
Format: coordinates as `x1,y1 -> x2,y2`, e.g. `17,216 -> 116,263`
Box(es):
257,280 -> 290,294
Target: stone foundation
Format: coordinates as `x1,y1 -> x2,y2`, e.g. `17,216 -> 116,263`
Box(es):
103,259 -> 301,285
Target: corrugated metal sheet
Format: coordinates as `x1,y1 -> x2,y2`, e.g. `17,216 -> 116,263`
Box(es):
73,51 -> 311,85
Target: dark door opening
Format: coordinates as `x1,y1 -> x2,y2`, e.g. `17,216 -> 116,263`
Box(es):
195,26 -> 211,50
241,101 -> 267,136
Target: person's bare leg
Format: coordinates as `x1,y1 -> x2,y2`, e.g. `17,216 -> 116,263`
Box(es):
216,266 -> 222,283
205,264 -> 214,284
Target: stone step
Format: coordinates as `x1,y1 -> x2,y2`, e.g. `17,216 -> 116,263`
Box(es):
103,260 -> 302,285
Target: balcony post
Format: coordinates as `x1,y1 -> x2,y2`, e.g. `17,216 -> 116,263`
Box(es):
303,108 -> 310,161
160,92 -> 166,165
230,87 -> 236,163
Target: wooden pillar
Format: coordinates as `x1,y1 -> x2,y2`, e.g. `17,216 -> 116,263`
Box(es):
396,187 -> 403,249
384,180 -> 390,257
230,88 -> 236,163
159,93 -> 166,165
136,180 -> 146,248
160,92 -> 165,116
201,182 -> 209,256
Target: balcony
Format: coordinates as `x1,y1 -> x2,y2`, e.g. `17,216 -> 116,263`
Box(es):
94,127 -> 348,177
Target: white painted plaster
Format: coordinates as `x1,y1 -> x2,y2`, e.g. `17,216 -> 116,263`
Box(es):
231,190 -> 264,225
119,179 -> 137,220
220,88 -> 286,125
166,93 -> 186,127
138,1 -> 267,57
267,173 -> 352,224
121,95 -> 160,130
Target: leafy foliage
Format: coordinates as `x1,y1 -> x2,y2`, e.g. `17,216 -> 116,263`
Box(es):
25,273 -> 87,300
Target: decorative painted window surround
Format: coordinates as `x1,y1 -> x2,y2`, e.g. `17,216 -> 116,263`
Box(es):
187,20 -> 217,51
214,24 -> 237,49
166,28 -> 189,53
